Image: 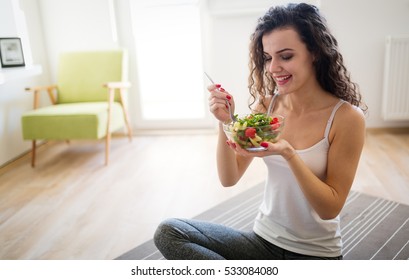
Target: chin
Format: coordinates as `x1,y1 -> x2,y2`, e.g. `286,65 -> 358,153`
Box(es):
277,89 -> 290,96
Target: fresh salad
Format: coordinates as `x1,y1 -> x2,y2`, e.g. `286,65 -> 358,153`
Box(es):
224,113 -> 284,150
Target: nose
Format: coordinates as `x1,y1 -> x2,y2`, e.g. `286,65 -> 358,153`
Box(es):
267,58 -> 281,73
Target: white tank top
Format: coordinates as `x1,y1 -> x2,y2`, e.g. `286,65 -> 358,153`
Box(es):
253,99 -> 347,257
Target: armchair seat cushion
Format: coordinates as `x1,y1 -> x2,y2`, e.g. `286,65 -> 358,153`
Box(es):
22,102 -> 125,140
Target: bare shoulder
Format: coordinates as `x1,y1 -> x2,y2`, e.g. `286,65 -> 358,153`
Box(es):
337,102 -> 365,126
331,102 -> 366,142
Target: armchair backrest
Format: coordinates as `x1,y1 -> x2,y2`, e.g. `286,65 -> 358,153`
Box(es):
57,50 -> 128,104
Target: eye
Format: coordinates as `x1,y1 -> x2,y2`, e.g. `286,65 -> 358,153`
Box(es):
281,54 -> 293,61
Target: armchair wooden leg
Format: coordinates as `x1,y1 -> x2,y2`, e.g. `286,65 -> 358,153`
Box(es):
105,87 -> 115,166
119,89 -> 133,142
125,115 -> 133,142
123,107 -> 132,142
105,132 -> 111,166
31,140 -> 36,167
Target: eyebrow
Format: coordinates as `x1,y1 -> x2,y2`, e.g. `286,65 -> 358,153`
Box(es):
263,48 -> 294,56
276,48 -> 294,54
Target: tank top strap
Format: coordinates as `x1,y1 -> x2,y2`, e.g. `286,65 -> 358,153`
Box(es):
324,99 -> 346,139
266,93 -> 279,116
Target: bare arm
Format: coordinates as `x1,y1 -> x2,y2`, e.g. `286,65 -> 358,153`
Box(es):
216,122 -> 253,187
288,105 -> 365,219
208,84 -> 253,187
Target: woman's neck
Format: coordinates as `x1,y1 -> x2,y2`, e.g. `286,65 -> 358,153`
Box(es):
283,86 -> 334,115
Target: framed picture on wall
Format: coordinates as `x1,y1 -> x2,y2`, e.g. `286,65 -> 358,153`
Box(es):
0,37 -> 25,68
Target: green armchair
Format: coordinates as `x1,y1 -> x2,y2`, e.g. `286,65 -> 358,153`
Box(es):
21,50 -> 132,167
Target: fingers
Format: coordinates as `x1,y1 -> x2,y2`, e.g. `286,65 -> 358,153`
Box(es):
209,99 -> 227,112
227,139 -> 296,160
208,88 -> 233,110
207,85 -> 232,100
207,83 -> 234,122
208,91 -> 228,106
207,83 -> 221,91
225,140 -> 252,156
225,140 -> 277,158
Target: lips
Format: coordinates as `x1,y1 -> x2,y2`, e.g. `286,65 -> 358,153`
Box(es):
274,75 -> 292,86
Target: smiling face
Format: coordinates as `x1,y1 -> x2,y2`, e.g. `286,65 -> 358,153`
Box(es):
262,27 -> 316,95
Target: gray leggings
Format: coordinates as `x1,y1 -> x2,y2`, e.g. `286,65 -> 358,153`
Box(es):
154,218 -> 342,260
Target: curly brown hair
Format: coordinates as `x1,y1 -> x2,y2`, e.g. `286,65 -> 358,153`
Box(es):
248,3 -> 367,112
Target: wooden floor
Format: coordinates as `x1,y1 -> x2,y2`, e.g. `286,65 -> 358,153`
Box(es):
0,128 -> 408,260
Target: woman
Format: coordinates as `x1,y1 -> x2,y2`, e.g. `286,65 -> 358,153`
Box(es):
154,3 -> 366,260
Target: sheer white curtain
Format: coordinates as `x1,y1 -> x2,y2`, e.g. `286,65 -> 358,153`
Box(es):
131,0 -> 211,129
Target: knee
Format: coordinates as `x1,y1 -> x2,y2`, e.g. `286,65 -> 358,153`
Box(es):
154,218 -> 182,248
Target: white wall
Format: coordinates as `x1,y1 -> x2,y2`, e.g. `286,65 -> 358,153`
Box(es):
0,0 -> 50,166
0,0 -> 18,36
320,0 -> 409,127
1,0 -> 408,166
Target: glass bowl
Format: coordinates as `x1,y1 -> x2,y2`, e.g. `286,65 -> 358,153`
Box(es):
223,113 -> 285,152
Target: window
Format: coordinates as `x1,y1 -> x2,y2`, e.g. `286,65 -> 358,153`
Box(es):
131,0 -> 211,129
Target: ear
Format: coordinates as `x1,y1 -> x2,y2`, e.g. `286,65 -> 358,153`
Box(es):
311,50 -> 320,65
311,51 -> 317,63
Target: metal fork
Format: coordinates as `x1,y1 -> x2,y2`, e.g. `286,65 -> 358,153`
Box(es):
204,72 -> 236,122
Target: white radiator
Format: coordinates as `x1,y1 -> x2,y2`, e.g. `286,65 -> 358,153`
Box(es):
382,36 -> 409,121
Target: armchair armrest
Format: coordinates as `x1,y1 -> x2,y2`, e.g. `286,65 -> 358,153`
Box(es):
103,81 -> 131,105
25,85 -> 58,92
103,81 -> 131,89
25,84 -> 58,108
